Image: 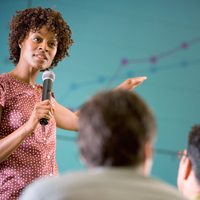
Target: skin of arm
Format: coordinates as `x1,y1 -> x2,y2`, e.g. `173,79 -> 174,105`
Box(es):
53,99 -> 78,131
0,100 -> 53,163
0,77 -> 146,162
67,76 -> 147,125
0,105 -> 32,163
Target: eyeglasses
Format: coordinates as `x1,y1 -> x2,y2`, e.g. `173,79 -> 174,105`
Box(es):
154,148 -> 188,160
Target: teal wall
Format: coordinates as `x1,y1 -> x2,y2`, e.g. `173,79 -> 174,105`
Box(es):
1,0 -> 200,186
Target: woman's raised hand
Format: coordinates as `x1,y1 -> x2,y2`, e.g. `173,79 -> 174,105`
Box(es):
114,76 -> 147,91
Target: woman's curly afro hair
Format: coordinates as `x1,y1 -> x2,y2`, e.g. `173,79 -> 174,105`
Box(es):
9,7 -> 73,67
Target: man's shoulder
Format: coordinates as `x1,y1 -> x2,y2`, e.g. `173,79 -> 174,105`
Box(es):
20,169 -> 188,200
144,176 -> 187,199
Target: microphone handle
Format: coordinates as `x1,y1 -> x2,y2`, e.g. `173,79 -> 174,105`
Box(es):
40,79 -> 52,126
40,118 -> 48,126
42,79 -> 52,101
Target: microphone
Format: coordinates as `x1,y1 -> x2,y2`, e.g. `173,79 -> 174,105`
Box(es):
40,70 -> 55,126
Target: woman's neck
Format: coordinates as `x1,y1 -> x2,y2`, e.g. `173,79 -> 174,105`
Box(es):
10,67 -> 39,85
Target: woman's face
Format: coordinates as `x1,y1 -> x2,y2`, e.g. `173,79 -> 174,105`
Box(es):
19,26 -> 58,71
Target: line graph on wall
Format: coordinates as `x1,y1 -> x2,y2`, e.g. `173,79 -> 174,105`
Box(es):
56,36 -> 200,108
56,34 -> 200,152
54,28 -> 200,185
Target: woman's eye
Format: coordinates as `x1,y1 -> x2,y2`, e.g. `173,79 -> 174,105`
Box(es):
49,42 -> 57,48
33,37 -> 42,42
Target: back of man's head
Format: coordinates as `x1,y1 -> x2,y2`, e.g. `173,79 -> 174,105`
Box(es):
78,90 -> 156,170
177,124 -> 200,199
188,125 -> 200,184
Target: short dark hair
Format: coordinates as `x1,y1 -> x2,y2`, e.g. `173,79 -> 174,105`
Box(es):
78,90 -> 156,167
187,125 -> 200,184
9,7 -> 73,67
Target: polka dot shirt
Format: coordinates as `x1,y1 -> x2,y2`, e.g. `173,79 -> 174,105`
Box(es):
0,73 -> 58,200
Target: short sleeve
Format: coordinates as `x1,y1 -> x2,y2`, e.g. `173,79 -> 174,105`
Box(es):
0,77 -> 6,107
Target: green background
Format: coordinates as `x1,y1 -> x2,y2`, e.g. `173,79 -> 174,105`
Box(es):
1,0 -> 200,186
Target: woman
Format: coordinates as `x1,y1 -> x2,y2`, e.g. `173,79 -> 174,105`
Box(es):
0,7 -> 146,199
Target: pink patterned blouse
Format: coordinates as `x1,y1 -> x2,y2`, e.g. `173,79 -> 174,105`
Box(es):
0,73 -> 58,200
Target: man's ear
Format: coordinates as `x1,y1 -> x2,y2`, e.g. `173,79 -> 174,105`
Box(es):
144,140 -> 153,160
177,150 -> 190,191
142,140 -> 153,175
183,157 -> 192,180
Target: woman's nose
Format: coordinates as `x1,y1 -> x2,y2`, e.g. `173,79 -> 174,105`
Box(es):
39,42 -> 48,52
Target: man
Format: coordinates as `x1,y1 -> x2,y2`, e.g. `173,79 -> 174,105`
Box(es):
177,125 -> 200,200
20,90 -> 186,200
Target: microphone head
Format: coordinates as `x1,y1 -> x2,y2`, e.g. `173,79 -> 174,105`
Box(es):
42,70 -> 55,82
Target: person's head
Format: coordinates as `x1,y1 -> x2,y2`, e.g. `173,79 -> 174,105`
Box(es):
9,7 -> 73,69
78,90 -> 156,175
177,125 -> 200,198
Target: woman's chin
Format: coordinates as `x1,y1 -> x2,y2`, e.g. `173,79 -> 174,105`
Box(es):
32,64 -> 50,71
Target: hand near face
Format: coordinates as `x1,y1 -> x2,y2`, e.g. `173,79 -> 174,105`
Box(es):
114,76 -> 147,91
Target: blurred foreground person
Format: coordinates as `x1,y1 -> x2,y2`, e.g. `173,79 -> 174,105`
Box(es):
20,90 -> 186,200
177,125 -> 200,200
